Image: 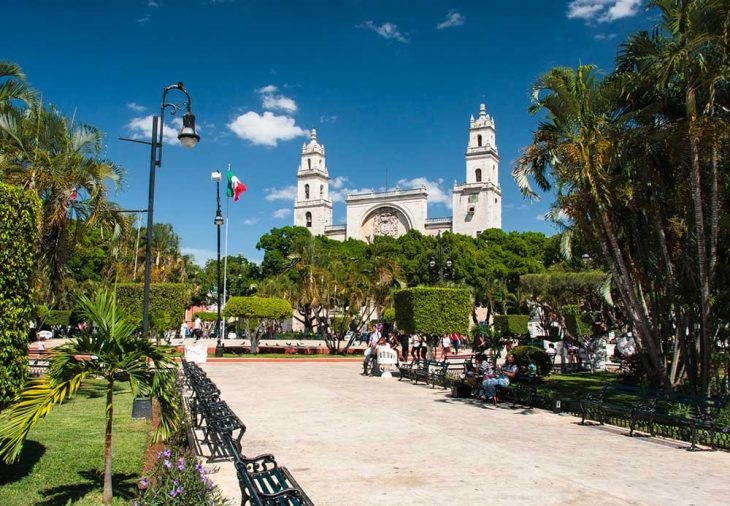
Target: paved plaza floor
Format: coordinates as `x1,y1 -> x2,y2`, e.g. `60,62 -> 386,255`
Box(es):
197,359 -> 730,506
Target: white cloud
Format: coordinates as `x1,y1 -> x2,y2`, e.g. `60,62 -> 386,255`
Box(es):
396,177 -> 452,209
437,10 -> 465,30
126,102 -> 145,112
126,114 -> 188,145
330,176 -> 348,190
182,247 -> 216,266
273,208 -> 292,219
242,218 -> 259,225
594,32 -> 617,40
359,21 -> 409,43
227,111 -> 307,147
257,85 -> 298,113
567,0 -> 642,23
319,115 -> 338,124
265,185 -> 297,201
147,1 -> 159,7
137,14 -> 151,24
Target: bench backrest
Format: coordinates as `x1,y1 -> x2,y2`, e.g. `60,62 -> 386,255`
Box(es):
377,348 -> 398,366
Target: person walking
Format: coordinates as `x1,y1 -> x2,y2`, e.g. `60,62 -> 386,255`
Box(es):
193,316 -> 202,341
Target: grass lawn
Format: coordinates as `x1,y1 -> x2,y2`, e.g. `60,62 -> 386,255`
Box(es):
0,380 -> 149,505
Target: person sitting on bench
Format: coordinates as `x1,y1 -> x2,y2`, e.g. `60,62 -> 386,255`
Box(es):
482,353 -> 519,403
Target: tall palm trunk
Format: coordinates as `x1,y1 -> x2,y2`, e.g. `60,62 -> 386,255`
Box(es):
103,380 -> 114,505
597,206 -> 670,387
687,87 -> 712,395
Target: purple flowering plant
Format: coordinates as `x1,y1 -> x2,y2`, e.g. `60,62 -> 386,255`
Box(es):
135,447 -> 228,505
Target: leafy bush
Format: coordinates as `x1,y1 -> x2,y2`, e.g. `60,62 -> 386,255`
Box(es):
46,310 -> 71,326
0,182 -> 40,408
509,345 -> 552,376
619,352 -> 651,386
115,283 -> 191,331
224,296 -> 292,319
394,287 -> 470,336
563,305 -> 600,337
493,315 -> 529,336
193,311 -> 218,322
134,448 -> 228,505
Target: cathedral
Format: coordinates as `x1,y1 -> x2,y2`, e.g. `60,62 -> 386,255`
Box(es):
293,104 -> 502,240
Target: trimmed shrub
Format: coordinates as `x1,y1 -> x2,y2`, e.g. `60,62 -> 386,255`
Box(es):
509,345 -> 552,376
563,305 -> 600,337
193,311 -> 218,322
0,182 -> 41,407
394,287 -> 470,336
115,283 -> 191,332
46,310 -> 72,326
493,314 -> 529,336
223,296 -> 292,319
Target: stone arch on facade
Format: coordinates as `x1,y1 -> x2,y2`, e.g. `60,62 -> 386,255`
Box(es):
359,204 -> 414,239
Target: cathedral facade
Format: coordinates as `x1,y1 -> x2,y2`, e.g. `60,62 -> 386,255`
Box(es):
293,104 -> 502,239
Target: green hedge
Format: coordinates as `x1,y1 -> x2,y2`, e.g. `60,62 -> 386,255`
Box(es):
193,311 -> 218,322
393,287 -> 470,336
115,283 -> 191,332
0,182 -> 41,407
46,310 -> 72,326
223,296 -> 292,319
493,314 -> 529,336
510,345 -> 552,376
563,305 -> 600,337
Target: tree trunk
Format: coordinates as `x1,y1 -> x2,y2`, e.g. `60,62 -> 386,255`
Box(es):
102,380 -> 114,505
687,87 -> 711,395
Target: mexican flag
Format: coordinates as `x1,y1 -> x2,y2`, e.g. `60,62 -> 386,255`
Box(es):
227,170 -> 246,201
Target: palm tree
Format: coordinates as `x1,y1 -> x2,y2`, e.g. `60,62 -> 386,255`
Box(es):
512,64 -> 674,386
0,289 -> 181,505
616,0 -> 730,393
0,61 -> 36,108
0,103 -> 126,306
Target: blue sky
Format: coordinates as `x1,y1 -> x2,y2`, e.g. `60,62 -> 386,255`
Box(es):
2,1 -> 653,265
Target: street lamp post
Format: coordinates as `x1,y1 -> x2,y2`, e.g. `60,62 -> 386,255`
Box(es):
212,171 -> 225,357
137,83 -> 199,340
429,232 -> 453,283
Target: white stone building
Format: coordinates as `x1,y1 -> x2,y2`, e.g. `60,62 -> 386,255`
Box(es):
293,104 -> 502,239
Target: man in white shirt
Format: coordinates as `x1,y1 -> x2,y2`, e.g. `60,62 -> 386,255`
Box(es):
193,316 -> 202,341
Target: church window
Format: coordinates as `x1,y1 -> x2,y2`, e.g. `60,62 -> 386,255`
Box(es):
320,184 -> 324,198
307,159 -> 311,170
305,184 -> 310,199
477,134 -> 483,147
305,212 -> 312,227
475,169 -> 482,182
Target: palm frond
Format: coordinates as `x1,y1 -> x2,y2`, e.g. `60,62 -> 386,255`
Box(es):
0,374 -> 86,463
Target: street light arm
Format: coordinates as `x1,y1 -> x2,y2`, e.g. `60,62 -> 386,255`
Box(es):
161,82 -> 194,115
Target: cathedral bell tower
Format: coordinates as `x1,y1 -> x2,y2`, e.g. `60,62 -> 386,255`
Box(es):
293,129 -> 332,235
451,103 -> 502,236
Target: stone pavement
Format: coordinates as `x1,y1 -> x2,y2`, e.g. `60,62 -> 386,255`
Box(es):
198,359 -> 730,506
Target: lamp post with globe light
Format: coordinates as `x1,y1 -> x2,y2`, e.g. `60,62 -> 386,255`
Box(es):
211,171 -> 224,357
429,232 -> 453,284
122,83 -> 200,339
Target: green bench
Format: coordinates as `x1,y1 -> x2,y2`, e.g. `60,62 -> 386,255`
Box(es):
580,383 -> 727,450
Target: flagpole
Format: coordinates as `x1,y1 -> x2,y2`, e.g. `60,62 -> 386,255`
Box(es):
223,164 -> 231,314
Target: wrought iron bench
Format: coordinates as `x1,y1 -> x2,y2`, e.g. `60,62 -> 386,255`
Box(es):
635,391 -> 727,451
224,436 -> 314,506
579,383 -> 656,435
413,359 -> 449,388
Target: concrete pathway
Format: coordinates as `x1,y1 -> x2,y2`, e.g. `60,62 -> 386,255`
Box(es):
198,360 -> 730,506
